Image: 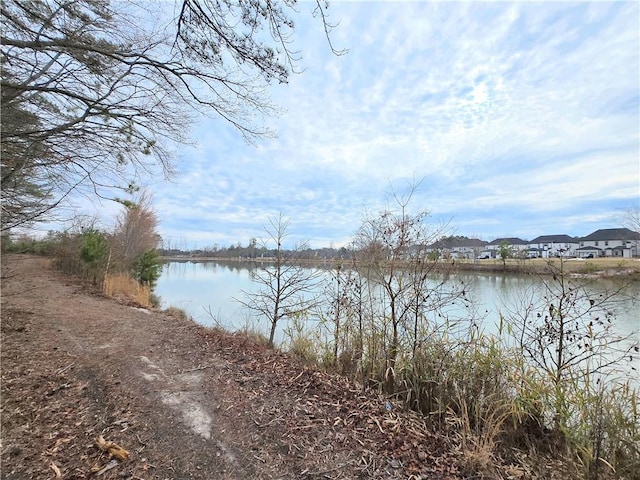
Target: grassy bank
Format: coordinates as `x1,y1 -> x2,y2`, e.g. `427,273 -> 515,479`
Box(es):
451,257 -> 640,278
161,255 -> 640,280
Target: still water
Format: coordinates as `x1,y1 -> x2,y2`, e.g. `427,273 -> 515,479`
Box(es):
156,260 -> 640,350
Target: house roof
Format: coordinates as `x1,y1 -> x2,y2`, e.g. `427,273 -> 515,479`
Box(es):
580,228 -> 640,241
576,246 -> 602,251
529,234 -> 578,244
429,237 -> 488,249
488,237 -> 529,246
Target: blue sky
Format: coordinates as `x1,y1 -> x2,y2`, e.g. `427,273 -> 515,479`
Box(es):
50,1 -> 640,249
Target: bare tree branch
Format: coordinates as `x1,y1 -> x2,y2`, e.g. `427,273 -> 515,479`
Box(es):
1,0 -> 345,230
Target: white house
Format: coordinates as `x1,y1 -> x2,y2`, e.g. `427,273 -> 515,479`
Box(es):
486,237 -> 529,257
528,234 -> 579,258
576,228 -> 640,258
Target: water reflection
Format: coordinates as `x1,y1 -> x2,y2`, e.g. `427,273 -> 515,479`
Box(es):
155,260 -> 640,351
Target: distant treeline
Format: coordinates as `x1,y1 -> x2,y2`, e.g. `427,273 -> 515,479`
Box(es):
158,245 -> 350,260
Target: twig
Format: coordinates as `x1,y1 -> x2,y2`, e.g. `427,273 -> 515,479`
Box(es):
178,364 -> 212,374
372,416 -> 384,433
302,462 -> 353,477
46,383 -> 71,396
253,415 -> 285,428
96,459 -> 119,476
55,363 -> 74,375
50,462 -> 62,478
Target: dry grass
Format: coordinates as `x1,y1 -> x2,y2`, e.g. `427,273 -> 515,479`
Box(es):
530,257 -> 639,271
455,257 -> 640,276
103,273 -> 151,307
448,394 -> 510,479
163,306 -> 191,320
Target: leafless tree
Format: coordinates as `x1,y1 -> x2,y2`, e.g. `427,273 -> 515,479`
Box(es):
238,213 -> 320,347
505,256 -> 638,430
353,185 -> 465,393
618,205 -> 640,233
111,191 -> 160,271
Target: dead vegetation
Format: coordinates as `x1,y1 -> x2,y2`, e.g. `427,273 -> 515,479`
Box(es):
103,273 -> 152,307
4,254 -> 636,480
0,255 -> 462,479
454,257 -> 640,278
198,329 -> 461,479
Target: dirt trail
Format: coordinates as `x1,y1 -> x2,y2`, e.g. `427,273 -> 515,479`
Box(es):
1,255 -> 460,479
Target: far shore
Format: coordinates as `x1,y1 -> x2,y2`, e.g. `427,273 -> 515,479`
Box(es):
160,255 -> 640,279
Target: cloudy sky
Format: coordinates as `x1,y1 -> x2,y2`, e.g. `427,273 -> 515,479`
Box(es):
59,1 -> 640,249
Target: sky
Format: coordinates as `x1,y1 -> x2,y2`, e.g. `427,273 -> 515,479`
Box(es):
41,1 -> 640,249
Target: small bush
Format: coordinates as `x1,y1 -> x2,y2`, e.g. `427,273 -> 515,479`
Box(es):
164,306 -> 191,320
283,314 -> 319,363
236,327 -> 271,347
131,249 -> 161,288
80,229 -> 109,285
582,262 -> 600,274
288,335 -> 317,363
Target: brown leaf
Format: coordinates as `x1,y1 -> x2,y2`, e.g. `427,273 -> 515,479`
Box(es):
95,435 -> 129,461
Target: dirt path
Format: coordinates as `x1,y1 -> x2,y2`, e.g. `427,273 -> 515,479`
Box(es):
1,255 -> 460,479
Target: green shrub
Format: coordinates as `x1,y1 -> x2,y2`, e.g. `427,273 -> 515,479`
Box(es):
79,229 -> 109,285
582,262 -> 600,273
131,249 -> 161,288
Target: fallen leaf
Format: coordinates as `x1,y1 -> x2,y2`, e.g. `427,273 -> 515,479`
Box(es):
95,436 -> 129,461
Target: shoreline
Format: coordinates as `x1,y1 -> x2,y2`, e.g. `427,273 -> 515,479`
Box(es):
160,255 -> 640,280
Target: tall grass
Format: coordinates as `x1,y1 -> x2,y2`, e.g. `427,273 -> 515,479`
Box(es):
276,262 -> 639,480
103,273 -> 151,307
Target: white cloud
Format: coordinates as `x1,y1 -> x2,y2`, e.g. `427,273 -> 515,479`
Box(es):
47,2 -> 640,247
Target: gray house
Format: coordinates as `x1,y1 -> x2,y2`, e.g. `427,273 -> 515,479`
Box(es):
486,237 -> 529,258
427,237 -> 488,260
528,234 -> 579,258
576,228 -> 640,258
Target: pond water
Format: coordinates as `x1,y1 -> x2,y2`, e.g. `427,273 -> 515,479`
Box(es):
155,260 -> 640,349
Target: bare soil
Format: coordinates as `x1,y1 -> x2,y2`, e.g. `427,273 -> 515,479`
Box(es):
1,255 -> 462,479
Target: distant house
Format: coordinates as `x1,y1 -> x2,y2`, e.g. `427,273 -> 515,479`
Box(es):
486,237 -> 529,257
426,236 -> 488,260
528,234 -> 579,258
524,247 -> 545,259
576,228 -> 640,258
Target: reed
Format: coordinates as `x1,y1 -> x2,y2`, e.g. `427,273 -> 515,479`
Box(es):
103,273 -> 151,307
